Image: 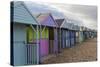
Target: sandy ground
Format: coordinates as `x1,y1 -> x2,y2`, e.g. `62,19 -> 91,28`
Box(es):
42,38 -> 97,64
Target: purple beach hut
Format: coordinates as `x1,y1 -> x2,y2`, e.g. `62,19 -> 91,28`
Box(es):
36,13 -> 58,62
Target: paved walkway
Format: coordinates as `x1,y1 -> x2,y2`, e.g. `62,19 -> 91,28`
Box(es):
42,38 -> 97,64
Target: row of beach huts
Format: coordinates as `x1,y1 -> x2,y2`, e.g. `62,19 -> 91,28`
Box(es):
10,1 -> 97,66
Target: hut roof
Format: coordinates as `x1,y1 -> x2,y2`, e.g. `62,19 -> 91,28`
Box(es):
61,19 -> 80,30
55,19 -> 64,27
36,13 -> 58,27
12,1 -> 38,25
36,13 -> 49,23
61,19 -> 72,30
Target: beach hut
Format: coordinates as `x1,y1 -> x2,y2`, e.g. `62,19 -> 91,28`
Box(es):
74,25 -> 80,43
82,27 -> 89,40
79,26 -> 85,43
67,22 -> 78,47
86,28 -> 93,39
62,20 -> 75,47
36,13 -> 58,62
88,29 -> 95,39
55,19 -> 64,52
73,25 -> 76,44
91,30 -> 97,38
60,19 -> 71,48
10,1 -> 39,66
69,23 -> 76,47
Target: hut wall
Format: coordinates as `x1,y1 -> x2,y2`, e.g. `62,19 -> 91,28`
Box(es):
76,32 -> 79,43
79,31 -> 84,43
57,28 -> 61,52
49,28 -> 54,54
66,31 -> 71,47
13,23 -> 26,66
69,31 -> 72,46
72,31 -> 75,46
62,30 -> 66,48
54,28 -> 58,53
61,30 -> 70,48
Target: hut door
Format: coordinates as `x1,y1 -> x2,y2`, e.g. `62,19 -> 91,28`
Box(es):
49,27 -> 54,54
40,27 -> 49,62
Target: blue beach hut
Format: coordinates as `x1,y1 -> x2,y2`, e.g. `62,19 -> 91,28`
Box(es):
11,1 -> 39,66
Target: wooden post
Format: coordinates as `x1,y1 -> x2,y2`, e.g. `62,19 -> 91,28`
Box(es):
36,25 -> 39,64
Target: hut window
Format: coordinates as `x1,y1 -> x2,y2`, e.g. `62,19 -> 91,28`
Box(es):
27,26 -> 35,44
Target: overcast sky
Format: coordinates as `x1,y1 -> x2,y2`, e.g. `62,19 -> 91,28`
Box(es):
24,2 -> 97,30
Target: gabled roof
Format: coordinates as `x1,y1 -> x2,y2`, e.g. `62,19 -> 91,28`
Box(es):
74,25 -> 80,31
55,19 -> 64,27
61,19 -> 72,30
37,13 -> 49,24
12,1 -> 38,25
61,19 -> 80,30
36,13 -> 58,27
33,13 -> 41,18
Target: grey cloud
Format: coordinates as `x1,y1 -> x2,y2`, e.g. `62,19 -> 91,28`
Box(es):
24,2 -> 97,30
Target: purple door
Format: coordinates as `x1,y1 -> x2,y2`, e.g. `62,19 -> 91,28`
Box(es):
40,39 -> 49,57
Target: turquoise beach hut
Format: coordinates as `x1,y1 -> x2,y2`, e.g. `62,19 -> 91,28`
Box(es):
11,1 -> 39,66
